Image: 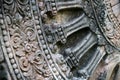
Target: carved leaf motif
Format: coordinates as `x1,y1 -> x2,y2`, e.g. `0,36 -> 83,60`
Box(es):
104,0 -> 120,49
19,57 -> 30,72
5,12 -> 52,79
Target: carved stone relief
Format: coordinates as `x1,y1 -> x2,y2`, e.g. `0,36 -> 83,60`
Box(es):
0,0 -> 120,80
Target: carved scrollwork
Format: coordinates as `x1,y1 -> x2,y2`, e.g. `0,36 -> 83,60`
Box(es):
0,0 -> 120,80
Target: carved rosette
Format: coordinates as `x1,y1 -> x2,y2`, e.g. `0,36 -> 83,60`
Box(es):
0,0 -> 71,80
1,0 -> 120,80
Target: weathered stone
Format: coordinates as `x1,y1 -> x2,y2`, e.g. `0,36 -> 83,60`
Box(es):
0,0 -> 120,80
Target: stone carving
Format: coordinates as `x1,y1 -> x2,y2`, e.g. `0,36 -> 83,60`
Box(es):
0,0 -> 120,80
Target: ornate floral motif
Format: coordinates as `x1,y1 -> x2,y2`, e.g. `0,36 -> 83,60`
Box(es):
104,0 -> 120,50
10,19 -> 52,79
1,0 -> 120,80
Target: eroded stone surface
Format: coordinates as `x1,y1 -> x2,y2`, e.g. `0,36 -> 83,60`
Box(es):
0,0 -> 120,80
